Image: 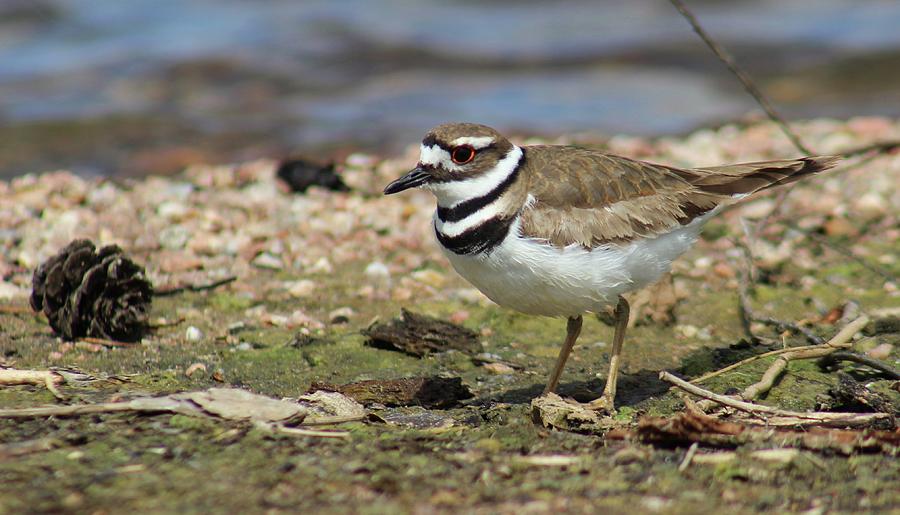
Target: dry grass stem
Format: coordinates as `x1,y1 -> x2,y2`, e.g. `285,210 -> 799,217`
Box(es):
677,442 -> 699,472
0,368 -> 65,399
660,371 -> 890,428
154,275 -> 238,297
691,315 -> 869,385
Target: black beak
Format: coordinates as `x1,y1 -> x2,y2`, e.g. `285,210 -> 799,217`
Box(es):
383,165 -> 431,195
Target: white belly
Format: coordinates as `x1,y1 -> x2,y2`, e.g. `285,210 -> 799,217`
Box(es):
441,216 -> 710,317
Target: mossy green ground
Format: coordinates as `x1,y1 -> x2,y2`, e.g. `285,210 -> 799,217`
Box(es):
1,237 -> 898,513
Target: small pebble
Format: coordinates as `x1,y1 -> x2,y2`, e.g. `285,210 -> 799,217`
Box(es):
675,324 -> 699,339
449,310 -> 470,324
483,362 -> 515,375
0,281 -> 24,299
285,279 -> 317,298
158,225 -> 191,250
328,306 -> 354,324
288,310 -> 325,329
411,269 -> 446,288
252,252 -> 283,270
364,261 -> 390,283
866,343 -> 893,360
307,257 -> 334,274
185,362 -> 207,377
185,326 -> 204,342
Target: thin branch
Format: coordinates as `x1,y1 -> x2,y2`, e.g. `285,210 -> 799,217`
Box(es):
261,423 -> 351,439
691,315 -> 869,385
668,0 -> 812,155
840,140 -> 900,158
148,317 -> 186,329
154,276 -> 237,297
741,346 -> 837,402
0,437 -> 63,459
820,351 -> 900,380
660,371 -> 889,428
79,336 -> 137,348
0,369 -> 63,387
298,414 -> 367,426
0,403 -> 136,418
741,315 -> 869,401
677,442 -> 699,472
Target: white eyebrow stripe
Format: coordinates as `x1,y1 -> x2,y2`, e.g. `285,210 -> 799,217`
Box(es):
419,144 -> 463,172
450,136 -> 495,149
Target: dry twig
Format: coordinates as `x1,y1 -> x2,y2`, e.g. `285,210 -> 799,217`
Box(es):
677,442 -> 699,472
0,368 -> 64,399
739,316 -> 870,403
148,317 -> 186,329
154,276 -> 237,297
0,403 -> 136,418
691,344 -> 842,385
661,370 -> 888,428
691,316 -> 869,385
820,351 -> 900,380
79,336 -> 138,348
840,140 -> 900,158
668,0 -> 811,155
0,437 -> 64,459
262,423 -> 351,439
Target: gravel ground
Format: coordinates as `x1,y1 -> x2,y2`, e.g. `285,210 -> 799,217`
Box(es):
1,117 -> 897,315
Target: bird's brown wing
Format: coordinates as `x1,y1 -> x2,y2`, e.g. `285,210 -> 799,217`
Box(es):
518,146 -> 838,248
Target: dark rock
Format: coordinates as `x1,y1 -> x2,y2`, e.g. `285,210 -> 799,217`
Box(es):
276,158 -> 349,193
312,376 -> 473,409
31,239 -> 152,342
362,308 -> 479,357
865,316 -> 900,335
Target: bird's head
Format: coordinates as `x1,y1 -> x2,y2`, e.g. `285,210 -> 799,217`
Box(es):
384,123 -> 516,205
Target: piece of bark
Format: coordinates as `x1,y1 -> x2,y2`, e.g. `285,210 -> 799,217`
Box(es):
363,309 -> 479,357
609,408 -> 900,454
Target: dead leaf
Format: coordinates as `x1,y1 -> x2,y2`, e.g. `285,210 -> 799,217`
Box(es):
296,390 -> 367,422
179,388 -> 305,423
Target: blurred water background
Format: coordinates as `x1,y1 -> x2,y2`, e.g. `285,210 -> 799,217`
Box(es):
1,0 -> 899,178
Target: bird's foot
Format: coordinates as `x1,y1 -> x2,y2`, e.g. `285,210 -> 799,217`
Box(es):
531,393 -> 624,433
584,394 -> 616,416
558,394 -> 616,416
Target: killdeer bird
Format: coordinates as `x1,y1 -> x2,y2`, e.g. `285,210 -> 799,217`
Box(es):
384,123 -> 838,413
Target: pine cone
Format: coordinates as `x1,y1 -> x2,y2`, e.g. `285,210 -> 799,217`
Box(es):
31,239 -> 153,341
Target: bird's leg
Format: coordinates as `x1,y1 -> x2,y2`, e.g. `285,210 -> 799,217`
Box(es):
542,315 -> 583,395
588,296 -> 630,413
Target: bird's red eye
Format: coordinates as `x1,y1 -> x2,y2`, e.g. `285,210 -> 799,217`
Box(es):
450,145 -> 476,164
